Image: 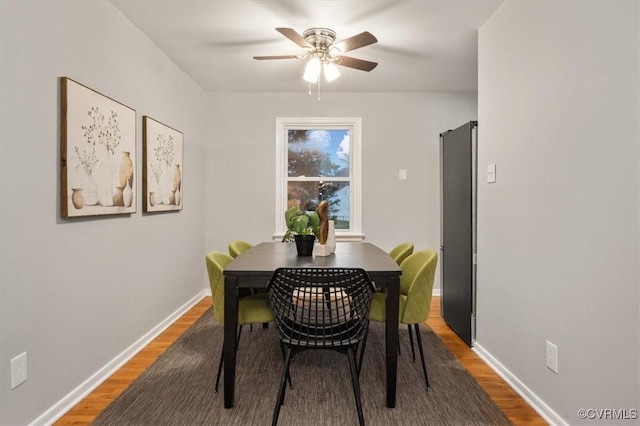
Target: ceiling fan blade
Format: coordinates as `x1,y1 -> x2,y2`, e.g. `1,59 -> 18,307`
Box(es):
276,27 -> 312,48
335,56 -> 378,72
253,55 -> 299,60
331,31 -> 377,54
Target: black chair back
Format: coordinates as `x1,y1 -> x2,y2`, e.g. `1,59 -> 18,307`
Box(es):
267,268 -> 375,350
266,267 -> 376,425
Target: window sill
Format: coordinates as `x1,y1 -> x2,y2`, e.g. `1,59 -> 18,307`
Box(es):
271,233 -> 365,243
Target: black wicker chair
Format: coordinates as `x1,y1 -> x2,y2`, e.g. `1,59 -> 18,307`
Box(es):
266,268 -> 375,426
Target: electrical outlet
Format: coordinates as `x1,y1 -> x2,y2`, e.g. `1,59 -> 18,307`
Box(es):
545,341 -> 558,374
398,168 -> 407,180
11,352 -> 28,389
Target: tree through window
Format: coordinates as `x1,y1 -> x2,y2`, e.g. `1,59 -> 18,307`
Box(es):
276,118 -> 362,240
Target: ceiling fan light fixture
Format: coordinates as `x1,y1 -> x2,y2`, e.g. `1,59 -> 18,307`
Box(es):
256,27 -> 378,98
303,56 -> 321,83
323,62 -> 340,82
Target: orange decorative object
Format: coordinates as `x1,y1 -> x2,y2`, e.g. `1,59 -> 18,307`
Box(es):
317,200 -> 329,244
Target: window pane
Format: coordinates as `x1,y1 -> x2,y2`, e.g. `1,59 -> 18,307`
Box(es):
287,181 -> 350,230
288,129 -> 350,178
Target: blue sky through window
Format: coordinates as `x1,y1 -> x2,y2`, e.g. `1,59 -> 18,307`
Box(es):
288,129 -> 349,175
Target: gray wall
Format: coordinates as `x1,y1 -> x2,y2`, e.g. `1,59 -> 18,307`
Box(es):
477,1 -> 639,423
0,2 -> 477,423
0,1 -> 208,424
204,92 -> 478,283
2,0 -> 638,425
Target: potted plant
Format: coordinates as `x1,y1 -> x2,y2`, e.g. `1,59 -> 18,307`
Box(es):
284,206 -> 320,256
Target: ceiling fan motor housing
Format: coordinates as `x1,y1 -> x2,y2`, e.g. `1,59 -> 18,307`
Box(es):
254,27 -> 378,73
303,28 -> 337,51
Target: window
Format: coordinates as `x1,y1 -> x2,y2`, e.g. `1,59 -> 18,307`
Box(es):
275,117 -> 363,241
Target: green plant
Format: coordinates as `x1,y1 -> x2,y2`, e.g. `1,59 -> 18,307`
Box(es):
81,106 -> 122,155
284,206 -> 320,240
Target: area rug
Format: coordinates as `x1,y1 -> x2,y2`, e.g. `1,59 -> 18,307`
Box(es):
93,308 -> 511,425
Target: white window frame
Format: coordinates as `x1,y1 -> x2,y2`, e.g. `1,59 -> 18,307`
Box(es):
274,117 -> 363,241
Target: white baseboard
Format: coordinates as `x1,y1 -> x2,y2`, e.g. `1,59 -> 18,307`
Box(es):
473,342 -> 567,426
31,290 -> 208,426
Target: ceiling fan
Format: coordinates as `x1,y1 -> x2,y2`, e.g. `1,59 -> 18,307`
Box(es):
253,27 -> 378,84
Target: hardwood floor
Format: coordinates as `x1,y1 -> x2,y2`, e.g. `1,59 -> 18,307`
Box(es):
55,296 -> 547,425
54,298 -> 211,426
427,298 -> 547,425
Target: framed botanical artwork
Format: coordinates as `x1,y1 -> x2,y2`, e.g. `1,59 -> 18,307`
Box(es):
60,77 -> 137,218
142,116 -> 183,212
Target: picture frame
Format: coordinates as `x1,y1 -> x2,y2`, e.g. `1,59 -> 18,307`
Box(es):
142,116 -> 183,212
60,77 -> 137,218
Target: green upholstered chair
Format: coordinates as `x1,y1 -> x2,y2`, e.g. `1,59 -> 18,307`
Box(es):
367,249 -> 438,390
228,240 -> 267,308
389,241 -> 414,266
376,242 -> 414,294
228,240 -> 253,258
205,251 -> 273,392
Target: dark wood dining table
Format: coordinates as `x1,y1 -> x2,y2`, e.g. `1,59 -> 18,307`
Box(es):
222,241 -> 402,409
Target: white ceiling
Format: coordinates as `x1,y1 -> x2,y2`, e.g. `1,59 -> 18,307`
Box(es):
111,0 -> 503,93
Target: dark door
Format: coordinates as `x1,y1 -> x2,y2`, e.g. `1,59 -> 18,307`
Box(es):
440,121 -> 476,346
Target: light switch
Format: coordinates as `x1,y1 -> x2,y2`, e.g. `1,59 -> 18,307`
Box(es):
487,163 -> 496,183
398,169 -> 407,180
